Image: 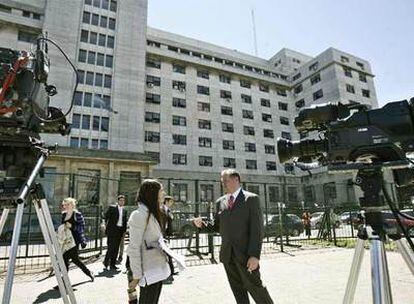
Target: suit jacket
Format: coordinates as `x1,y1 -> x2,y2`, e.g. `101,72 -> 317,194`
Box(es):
104,205 -> 128,236
212,189 -> 264,265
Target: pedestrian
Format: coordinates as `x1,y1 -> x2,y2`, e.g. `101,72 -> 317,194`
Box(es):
161,195 -> 176,284
193,169 -> 274,304
60,197 -> 94,282
103,194 -> 128,270
126,179 -> 171,304
302,210 -> 312,239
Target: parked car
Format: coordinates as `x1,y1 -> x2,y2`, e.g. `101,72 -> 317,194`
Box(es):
339,211 -> 361,225
170,212 -> 212,238
265,214 -> 304,237
310,211 -> 341,229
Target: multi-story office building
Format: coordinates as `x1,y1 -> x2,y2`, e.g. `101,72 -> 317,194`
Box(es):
0,0 -> 381,207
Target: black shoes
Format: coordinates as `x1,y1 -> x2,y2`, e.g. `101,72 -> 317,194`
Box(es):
110,265 -> 119,271
88,271 -> 95,282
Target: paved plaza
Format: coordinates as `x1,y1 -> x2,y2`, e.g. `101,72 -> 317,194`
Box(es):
0,248 -> 413,303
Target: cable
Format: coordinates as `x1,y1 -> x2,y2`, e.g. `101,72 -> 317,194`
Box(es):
31,36 -> 79,123
381,180 -> 414,252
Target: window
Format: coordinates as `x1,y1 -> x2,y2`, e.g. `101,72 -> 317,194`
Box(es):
197,102 -> 210,112
92,94 -> 102,108
324,183 -> 337,199
146,93 -> 161,104
145,112 -> 160,123
107,35 -> 114,48
263,129 -> 274,138
168,45 -> 178,52
172,115 -> 186,126
80,30 -> 88,42
341,56 -> 349,63
240,79 -> 251,88
221,106 -> 233,116
309,62 -> 319,71
84,92 -> 92,106
359,73 -> 367,82
118,171 -> 141,203
172,134 -> 186,145
200,184 -> 214,202
74,91 -> 82,106
294,84 -> 303,94
262,113 -> 272,123
82,11 -> 91,23
197,85 -> 210,95
104,75 -> 112,88
304,186 -> 315,202
108,18 -> 116,30
280,116 -> 289,125
101,117 -> 109,131
87,51 -> 96,64
278,102 -> 288,111
259,83 -> 269,92
281,131 -> 292,140
97,53 -> 104,66
89,32 -> 97,44
246,160 -> 257,170
172,80 -> 186,91
241,94 -> 252,104
346,84 -> 355,94
82,115 -> 90,129
219,74 -> 231,84
91,13 -> 99,26
72,114 -> 81,128
223,140 -> 234,150
80,138 -> 89,148
268,186 -> 280,202
295,99 -> 305,108
78,49 -> 87,62
172,183 -> 189,204
172,154 -> 187,165
292,73 -> 301,81
356,62 -> 365,70
261,98 -> 270,107
100,16 -> 108,28
197,70 -> 209,79
77,70 -> 85,84
199,137 -> 212,148
98,34 -> 106,46
245,143 -> 256,152
105,55 -> 113,68
70,137 -> 79,147
313,89 -> 323,101
220,90 -> 232,99
266,161 -> 277,171
288,187 -> 298,201
243,126 -> 255,136
222,122 -> 234,133
22,10 -> 31,18
224,158 -> 236,168
93,0 -> 101,7
95,73 -> 103,86
243,110 -> 254,119
173,98 -> 186,108
310,74 -> 321,85
343,66 -> 352,77
199,156 -> 213,167
198,119 -> 211,130
265,145 -> 275,154
103,95 -> 111,109
92,139 -> 99,149
0,4 -> 11,13
276,89 -> 287,97
173,63 -> 186,74
110,0 -> 117,12
100,139 -> 108,149
362,89 -> 370,98
17,30 -> 37,43
93,116 -> 100,130
145,131 -> 160,143
147,40 -> 161,48
145,151 -> 160,161
86,72 -> 94,85
147,75 -> 161,87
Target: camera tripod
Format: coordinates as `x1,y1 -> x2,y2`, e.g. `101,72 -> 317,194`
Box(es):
0,150 -> 77,303
342,167 -> 414,304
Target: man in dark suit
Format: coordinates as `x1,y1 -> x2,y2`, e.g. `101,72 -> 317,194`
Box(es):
103,194 -> 127,270
194,169 -> 273,304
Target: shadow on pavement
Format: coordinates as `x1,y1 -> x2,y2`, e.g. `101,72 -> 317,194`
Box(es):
33,287 -> 77,304
95,269 -> 122,278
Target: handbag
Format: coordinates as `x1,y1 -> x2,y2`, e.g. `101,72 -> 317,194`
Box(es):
57,224 -> 76,253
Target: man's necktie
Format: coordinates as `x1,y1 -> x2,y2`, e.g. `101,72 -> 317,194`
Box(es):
228,195 -> 235,210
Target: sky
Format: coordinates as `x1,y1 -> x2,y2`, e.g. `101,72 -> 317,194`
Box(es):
147,0 -> 414,106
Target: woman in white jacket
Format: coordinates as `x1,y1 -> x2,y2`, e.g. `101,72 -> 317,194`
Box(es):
126,179 -> 170,304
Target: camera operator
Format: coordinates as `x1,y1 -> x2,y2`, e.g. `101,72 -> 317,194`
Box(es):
193,169 -> 273,304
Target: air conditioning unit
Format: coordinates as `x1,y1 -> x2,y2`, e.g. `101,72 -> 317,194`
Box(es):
179,87 -> 185,92
147,82 -> 154,88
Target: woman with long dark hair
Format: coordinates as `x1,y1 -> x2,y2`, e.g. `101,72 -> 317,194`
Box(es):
126,179 -> 170,304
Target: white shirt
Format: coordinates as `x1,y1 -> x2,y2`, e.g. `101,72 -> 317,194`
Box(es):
117,205 -> 123,227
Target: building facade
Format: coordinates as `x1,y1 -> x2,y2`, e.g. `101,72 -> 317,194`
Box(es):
0,0 -> 384,208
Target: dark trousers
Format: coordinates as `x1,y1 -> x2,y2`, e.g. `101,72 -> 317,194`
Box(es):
105,228 -> 123,267
223,258 -> 273,304
63,246 -> 91,277
139,281 -> 163,304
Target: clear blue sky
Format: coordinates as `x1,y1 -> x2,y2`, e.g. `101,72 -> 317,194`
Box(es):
148,0 -> 414,106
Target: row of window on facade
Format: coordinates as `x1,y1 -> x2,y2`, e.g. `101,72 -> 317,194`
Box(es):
78,49 -> 113,68
80,29 -> 115,49
74,91 -> 111,109
82,11 -> 116,30
145,92 -> 288,111
77,70 -> 112,88
70,136 -> 108,149
294,89 -> 324,109
144,111 -> 289,127
146,42 -> 289,81
346,84 -> 370,97
342,66 -> 367,82
84,0 -> 117,12
146,71 -> 288,96
0,4 -> 41,19
71,113 -> 109,132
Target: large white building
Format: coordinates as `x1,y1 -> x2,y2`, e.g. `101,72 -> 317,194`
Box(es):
0,0 -> 382,207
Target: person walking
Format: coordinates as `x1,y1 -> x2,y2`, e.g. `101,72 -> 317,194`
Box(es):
126,179 -> 171,304
103,194 -> 128,270
160,195 -> 176,284
60,197 -> 94,282
302,210 -> 312,239
193,169 -> 273,304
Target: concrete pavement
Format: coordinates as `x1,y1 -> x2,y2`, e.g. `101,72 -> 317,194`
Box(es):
0,247 -> 413,303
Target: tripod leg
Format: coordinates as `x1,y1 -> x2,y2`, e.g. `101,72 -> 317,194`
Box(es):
343,238 -> 366,304
0,208 -> 10,237
2,203 -> 25,304
395,239 -> 414,275
370,238 -> 393,304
